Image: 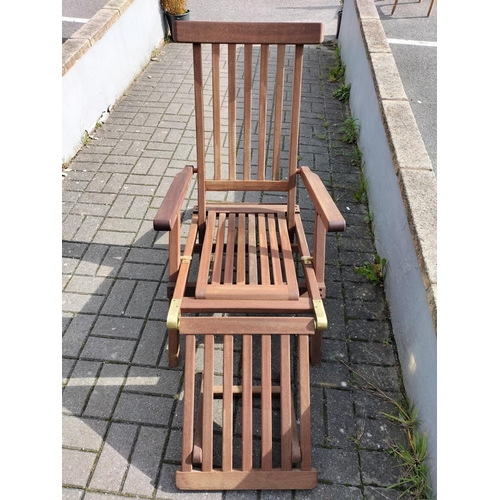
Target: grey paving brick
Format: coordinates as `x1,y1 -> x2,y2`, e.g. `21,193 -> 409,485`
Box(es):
131,156 -> 155,174
106,193 -> 135,218
81,337 -> 136,363
127,247 -> 167,265
351,364 -> 401,393
62,214 -> 85,240
65,275 -> 113,295
122,426 -> 167,496
62,358 -> 77,385
74,244 -> 109,276
125,366 -> 182,397
356,416 -> 407,452
101,217 -> 143,233
100,279 -> 131,313
114,392 -> 174,426
62,314 -> 96,357
92,315 -> 144,339
325,389 -> 356,449
119,262 -> 164,281
164,428 -> 182,463
148,299 -> 168,320
310,360 -> 351,391
62,415 -> 107,450
295,484 -> 363,499
62,448 -> 96,487
364,486 -> 412,499
346,319 -> 392,342
89,422 -> 138,491
125,281 -> 158,317
62,487 -> 84,500
126,195 -> 151,219
132,320 -> 167,365
352,391 -> 399,424
345,299 -> 389,321
312,447 -> 361,485
62,292 -> 105,314
97,246 -> 128,277
359,450 -> 402,486
84,362 -> 128,419
92,230 -> 136,246
62,360 -> 101,415
349,341 -> 397,366
73,216 -> 104,243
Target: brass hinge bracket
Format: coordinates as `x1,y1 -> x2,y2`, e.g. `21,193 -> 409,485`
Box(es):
166,298 -> 182,330
180,255 -> 192,263
313,299 -> 328,331
301,255 -> 313,265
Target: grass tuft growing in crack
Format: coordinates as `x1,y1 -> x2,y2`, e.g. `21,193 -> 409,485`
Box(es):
339,361 -> 433,500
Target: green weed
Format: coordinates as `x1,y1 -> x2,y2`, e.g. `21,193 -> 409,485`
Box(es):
354,254 -> 386,287
340,117 -> 359,144
333,83 -> 351,103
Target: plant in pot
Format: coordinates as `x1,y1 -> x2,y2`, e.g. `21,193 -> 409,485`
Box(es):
161,0 -> 190,41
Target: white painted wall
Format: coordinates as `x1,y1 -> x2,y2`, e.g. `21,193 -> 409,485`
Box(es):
339,0 -> 437,493
62,0 -> 165,163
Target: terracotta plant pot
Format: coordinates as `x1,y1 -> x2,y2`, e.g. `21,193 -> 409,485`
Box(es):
165,10 -> 190,41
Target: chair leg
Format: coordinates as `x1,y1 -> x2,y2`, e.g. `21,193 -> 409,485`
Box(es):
168,328 -> 180,367
427,0 -> 435,16
391,0 -> 399,15
310,330 -> 322,366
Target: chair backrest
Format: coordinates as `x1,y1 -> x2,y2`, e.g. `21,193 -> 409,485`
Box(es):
173,21 -> 324,229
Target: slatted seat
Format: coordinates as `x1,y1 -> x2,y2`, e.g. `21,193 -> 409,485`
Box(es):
153,21 -> 345,491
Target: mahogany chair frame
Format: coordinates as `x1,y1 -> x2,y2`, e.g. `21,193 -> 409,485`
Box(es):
154,21 -> 345,491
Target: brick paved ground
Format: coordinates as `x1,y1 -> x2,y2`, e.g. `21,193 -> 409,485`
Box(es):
62,38 -> 413,499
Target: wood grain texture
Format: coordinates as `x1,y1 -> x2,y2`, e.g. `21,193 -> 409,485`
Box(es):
173,21 -> 324,44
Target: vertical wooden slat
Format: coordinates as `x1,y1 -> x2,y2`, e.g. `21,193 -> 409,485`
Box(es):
222,335 -> 234,471
211,212 -> 226,284
261,334 -> 272,470
287,44 -> 304,230
181,334 -> 196,471
248,214 -> 257,284
202,335 -> 215,472
280,335 -> 292,471
212,44 -> 222,180
168,215 -> 181,284
224,213 -> 236,284
298,335 -> 312,470
243,44 -> 253,180
258,44 -> 269,180
258,213 -> 271,286
195,210 -> 216,298
228,44 -> 237,180
193,43 -> 206,226
236,213 -> 246,284
267,214 -> 283,285
272,44 -> 286,181
277,212 -> 299,296
242,334 -> 253,471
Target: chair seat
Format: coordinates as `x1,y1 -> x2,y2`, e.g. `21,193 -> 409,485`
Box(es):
195,206 -> 299,301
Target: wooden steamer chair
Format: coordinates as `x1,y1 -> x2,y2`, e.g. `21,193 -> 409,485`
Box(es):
153,21 -> 345,490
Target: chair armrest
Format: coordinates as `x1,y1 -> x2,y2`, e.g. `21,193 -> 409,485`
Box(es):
299,166 -> 346,232
153,165 -> 194,231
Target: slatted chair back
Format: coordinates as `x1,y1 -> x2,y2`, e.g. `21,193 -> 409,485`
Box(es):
172,21 -> 324,229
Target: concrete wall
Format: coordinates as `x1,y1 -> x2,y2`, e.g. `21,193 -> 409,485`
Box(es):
339,0 -> 437,493
62,0 -> 165,164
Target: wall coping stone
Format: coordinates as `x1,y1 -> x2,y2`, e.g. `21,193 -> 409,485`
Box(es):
62,0 -> 136,77
353,0 -> 437,330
